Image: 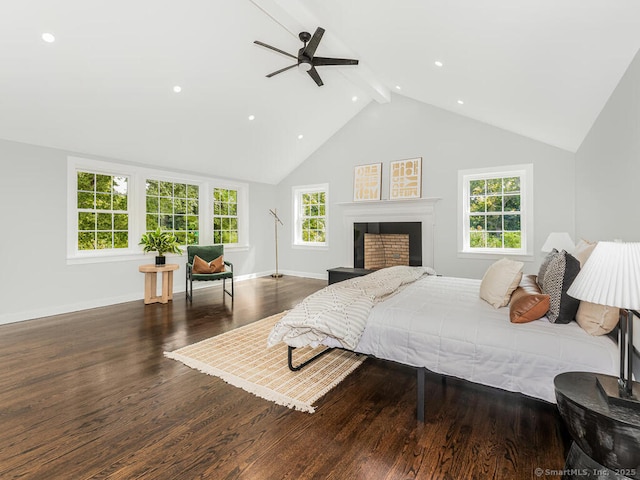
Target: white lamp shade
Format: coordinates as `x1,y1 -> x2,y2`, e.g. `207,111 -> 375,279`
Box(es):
541,232 -> 575,253
567,241 -> 640,309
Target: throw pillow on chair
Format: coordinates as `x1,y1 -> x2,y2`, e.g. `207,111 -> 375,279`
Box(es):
193,255 -> 225,274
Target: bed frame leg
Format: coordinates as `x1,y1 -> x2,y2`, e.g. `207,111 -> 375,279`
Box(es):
287,345 -> 334,372
417,367 -> 425,423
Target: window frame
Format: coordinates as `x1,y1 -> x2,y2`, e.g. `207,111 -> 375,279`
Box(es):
212,186 -> 240,246
144,178 -> 201,247
458,164 -> 533,259
67,156 -> 249,264
292,183 -> 329,249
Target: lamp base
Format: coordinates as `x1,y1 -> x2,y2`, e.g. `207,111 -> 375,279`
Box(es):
271,273 -> 283,278
596,375 -> 640,411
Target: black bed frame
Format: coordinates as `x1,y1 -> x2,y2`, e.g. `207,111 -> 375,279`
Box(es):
287,345 -> 426,422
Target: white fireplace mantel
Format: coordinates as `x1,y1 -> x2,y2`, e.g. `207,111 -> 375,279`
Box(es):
337,198 -> 440,268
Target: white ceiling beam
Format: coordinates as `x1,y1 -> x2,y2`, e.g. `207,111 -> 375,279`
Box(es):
249,0 -> 391,103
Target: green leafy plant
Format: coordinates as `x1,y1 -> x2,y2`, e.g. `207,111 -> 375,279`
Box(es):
139,227 -> 183,257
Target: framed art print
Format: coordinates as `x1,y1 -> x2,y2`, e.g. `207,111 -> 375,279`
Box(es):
353,162 -> 382,202
390,157 -> 422,200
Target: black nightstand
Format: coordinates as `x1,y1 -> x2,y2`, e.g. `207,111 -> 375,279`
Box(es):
327,267 -> 373,285
554,372 -> 640,479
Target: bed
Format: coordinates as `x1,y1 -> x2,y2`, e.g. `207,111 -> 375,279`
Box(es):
268,266 -> 621,420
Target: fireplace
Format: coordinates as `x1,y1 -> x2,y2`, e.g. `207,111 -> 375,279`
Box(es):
354,222 -> 422,269
339,198 -> 439,271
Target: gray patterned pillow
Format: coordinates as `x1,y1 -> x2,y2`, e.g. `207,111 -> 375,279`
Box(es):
541,250 -> 581,324
537,249 -> 558,289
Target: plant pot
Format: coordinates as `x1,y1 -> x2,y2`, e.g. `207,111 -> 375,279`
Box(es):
155,255 -> 166,266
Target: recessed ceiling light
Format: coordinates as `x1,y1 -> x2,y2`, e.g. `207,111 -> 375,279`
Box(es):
248,115 -> 255,121
297,134 -> 304,140
351,96 -> 358,102
434,61 -> 443,67
42,33 -> 55,43
395,85 -> 402,90
457,99 -> 464,105
173,86 -> 182,93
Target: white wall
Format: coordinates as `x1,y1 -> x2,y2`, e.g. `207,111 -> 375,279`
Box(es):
275,94 -> 576,279
575,48 -> 640,242
0,139 -> 276,324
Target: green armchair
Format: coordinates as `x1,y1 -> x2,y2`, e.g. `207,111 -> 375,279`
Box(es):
186,245 -> 234,302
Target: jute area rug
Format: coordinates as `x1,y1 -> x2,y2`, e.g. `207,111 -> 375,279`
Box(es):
164,312 -> 366,413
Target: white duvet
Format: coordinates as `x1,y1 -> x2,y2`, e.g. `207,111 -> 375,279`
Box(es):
353,275 -> 619,403
267,266 -> 431,349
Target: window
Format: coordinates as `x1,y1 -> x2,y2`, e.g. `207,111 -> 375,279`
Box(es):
459,164 -> 532,256
145,180 -> 199,246
68,156 -> 250,263
293,184 -> 328,247
76,171 -> 129,250
213,188 -> 238,244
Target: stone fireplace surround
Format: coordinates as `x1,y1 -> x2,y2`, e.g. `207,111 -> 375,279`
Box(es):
338,198 -> 439,270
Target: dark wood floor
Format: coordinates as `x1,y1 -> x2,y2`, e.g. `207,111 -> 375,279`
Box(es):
0,276 -> 570,479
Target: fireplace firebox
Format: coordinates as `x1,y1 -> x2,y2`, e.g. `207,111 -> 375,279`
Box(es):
354,222 -> 422,269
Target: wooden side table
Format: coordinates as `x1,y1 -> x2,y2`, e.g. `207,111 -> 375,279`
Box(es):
138,264 -> 179,304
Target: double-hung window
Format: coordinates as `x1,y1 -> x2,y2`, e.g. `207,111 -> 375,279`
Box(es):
76,171 -> 129,251
145,179 -> 200,246
459,164 -> 533,257
293,184 -> 328,247
213,187 -> 239,244
68,156 -> 249,263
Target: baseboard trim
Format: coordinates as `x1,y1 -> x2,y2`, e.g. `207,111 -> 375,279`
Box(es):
0,270 -> 327,326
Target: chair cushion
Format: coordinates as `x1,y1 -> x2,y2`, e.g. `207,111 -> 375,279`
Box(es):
193,255 -> 225,274
191,271 -> 233,281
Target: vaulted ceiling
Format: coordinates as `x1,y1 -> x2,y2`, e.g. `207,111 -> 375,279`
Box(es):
1,1 -> 639,184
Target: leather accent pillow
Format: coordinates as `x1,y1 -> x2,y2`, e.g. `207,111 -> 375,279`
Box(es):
479,258 -> 524,309
576,302 -> 619,336
540,250 -> 581,324
192,255 -> 225,274
509,275 -> 550,323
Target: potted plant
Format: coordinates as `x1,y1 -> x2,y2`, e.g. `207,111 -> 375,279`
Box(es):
139,227 -> 183,266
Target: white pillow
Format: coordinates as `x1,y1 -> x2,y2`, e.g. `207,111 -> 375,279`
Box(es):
480,258 -> 524,309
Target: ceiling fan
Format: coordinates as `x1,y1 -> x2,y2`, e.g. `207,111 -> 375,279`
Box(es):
254,27 -> 359,87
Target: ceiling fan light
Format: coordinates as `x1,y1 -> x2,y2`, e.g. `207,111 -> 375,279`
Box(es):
298,62 -> 312,73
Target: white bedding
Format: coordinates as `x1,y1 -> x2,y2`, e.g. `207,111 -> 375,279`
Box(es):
348,275 -> 619,403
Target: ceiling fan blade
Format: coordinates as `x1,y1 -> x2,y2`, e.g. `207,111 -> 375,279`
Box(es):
254,41 -> 297,60
307,67 -> 324,87
302,27 -> 325,58
266,64 -> 297,78
312,57 -> 359,67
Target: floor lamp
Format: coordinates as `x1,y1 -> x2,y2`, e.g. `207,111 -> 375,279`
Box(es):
269,209 -> 283,278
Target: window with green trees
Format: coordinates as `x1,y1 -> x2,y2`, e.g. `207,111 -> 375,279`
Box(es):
467,176 -> 521,249
213,188 -> 238,244
145,180 -> 199,246
459,165 -> 531,255
293,184 -> 328,246
77,171 -> 129,250
301,191 -> 326,243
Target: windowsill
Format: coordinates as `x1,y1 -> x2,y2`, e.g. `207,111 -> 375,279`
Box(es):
67,244 -> 250,265
458,250 -> 534,262
223,244 -> 250,252
292,244 -> 329,251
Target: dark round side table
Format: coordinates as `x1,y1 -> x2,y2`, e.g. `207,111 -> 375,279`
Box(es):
555,371 -> 640,480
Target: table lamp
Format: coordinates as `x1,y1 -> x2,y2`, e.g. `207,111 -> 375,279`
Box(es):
567,241 -> 639,409
541,232 -> 575,253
